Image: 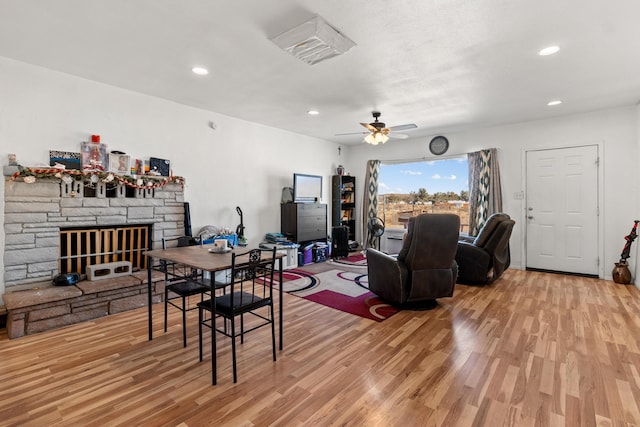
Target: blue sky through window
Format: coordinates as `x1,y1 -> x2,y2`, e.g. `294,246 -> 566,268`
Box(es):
379,157 -> 468,195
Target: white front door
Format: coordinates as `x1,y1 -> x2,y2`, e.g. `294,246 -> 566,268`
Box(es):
526,145 -> 599,275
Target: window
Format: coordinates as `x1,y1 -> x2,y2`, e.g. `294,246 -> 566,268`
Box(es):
378,157 -> 469,232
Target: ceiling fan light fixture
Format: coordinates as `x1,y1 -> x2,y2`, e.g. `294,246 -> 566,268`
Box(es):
270,15 -> 356,65
364,131 -> 388,145
338,111 -> 416,143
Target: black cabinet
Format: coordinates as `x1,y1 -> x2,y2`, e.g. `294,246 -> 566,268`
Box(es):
331,175 -> 356,241
331,226 -> 349,258
281,203 -> 327,244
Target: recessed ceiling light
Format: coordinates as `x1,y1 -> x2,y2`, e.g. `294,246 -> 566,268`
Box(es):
192,66 -> 209,75
307,110 -> 320,115
547,100 -> 562,106
539,46 -> 560,56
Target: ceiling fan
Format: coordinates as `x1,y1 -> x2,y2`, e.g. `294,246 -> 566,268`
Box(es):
336,111 -> 417,145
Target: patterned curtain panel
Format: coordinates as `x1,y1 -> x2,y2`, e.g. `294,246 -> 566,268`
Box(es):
467,148 -> 503,235
362,160 -> 380,249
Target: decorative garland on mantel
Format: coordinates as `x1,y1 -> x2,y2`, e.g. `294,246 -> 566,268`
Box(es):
9,168 -> 185,189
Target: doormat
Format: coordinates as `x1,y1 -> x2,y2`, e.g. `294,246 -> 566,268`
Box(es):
280,267 -> 398,322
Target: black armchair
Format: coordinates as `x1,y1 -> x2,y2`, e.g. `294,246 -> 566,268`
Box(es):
455,213 -> 515,285
366,213 -> 460,307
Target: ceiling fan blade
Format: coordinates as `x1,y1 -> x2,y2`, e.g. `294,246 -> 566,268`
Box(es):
388,133 -> 409,139
388,123 -> 417,131
335,131 -> 369,136
361,123 -> 378,133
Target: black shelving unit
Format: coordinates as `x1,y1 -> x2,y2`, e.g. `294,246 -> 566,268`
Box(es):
331,175 -> 356,241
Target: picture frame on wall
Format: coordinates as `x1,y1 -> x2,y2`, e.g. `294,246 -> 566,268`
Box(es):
108,153 -> 130,174
81,142 -> 108,172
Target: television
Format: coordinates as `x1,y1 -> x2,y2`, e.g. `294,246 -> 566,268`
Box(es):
293,173 -> 322,203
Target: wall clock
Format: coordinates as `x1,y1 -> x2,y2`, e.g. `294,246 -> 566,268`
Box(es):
429,136 -> 449,155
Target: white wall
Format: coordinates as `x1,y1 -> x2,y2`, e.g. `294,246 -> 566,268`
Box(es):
345,107 -> 639,280
635,103 -> 640,289
0,57 -> 342,300
1,56 -> 638,302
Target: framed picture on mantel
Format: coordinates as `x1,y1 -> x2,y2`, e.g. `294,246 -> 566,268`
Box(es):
108,153 -> 130,174
49,150 -> 81,170
149,157 -> 170,176
81,142 -> 108,172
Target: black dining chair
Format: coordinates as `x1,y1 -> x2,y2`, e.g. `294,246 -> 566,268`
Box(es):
160,237 -> 211,347
197,247 -> 277,385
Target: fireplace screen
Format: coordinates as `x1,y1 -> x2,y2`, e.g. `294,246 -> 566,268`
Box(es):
59,224 -> 152,275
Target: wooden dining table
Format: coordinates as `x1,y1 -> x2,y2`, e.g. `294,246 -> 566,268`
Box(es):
145,244 -> 285,350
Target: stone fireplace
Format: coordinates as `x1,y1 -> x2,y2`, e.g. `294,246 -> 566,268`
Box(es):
3,174 -> 187,338
4,177 -> 185,288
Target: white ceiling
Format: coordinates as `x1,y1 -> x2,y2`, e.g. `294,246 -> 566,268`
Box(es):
1,0 -> 640,145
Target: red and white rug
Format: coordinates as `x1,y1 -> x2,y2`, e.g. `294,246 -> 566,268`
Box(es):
329,252 -> 368,267
280,265 -> 399,322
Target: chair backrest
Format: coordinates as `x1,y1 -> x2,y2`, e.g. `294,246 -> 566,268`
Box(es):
402,213 -> 460,271
162,236 -> 199,250
160,237 -> 171,271
160,237 -> 201,279
482,218 -> 515,256
229,247 -> 276,304
396,216 -> 416,262
486,219 -> 515,279
473,213 -> 511,247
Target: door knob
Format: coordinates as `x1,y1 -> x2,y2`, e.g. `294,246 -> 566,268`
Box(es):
528,216 -> 534,219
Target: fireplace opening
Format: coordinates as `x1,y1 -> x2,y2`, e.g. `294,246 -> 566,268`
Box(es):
59,224 -> 153,276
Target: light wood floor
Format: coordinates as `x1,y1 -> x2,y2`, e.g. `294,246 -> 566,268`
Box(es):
1,269 -> 640,426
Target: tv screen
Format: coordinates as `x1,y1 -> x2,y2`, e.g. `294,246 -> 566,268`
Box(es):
293,173 -> 322,202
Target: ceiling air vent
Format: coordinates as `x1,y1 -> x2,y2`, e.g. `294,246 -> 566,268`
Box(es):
270,15 -> 356,65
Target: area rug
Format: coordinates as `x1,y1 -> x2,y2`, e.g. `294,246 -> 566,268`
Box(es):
330,252 -> 368,268
279,265 -> 399,322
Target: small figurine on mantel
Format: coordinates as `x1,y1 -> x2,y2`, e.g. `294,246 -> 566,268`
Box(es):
3,153 -> 22,176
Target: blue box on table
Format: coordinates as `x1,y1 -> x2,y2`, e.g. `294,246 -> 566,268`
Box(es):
202,234 -> 238,247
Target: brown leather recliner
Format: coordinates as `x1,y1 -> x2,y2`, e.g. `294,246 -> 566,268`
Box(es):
455,213 -> 515,285
366,213 -> 460,306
